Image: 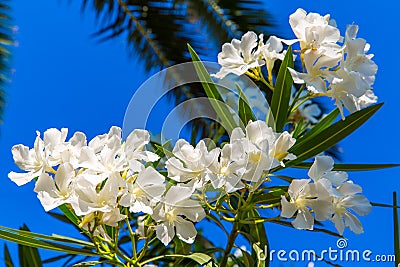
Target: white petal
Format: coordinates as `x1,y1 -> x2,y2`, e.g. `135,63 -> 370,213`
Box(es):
155,222 -> 175,245
342,195 -> 372,216
292,208 -> 314,230
165,186 -> 193,205
308,156 -> 334,181
175,217 -> 197,244
136,166 -> 165,187
332,213 -> 345,235
280,196 -> 297,218
343,212 -> 364,234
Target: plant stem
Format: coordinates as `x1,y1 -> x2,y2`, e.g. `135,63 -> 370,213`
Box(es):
220,222 -> 239,267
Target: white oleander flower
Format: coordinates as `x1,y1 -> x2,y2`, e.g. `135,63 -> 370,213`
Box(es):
120,166 -> 166,214
206,142 -> 245,193
329,24 -> 378,118
71,173 -> 121,216
281,179 -> 332,230
269,131 -> 297,166
34,163 -> 75,211
57,131 -> 87,169
9,131 -> 48,186
214,31 -> 264,79
331,182 -> 372,235
152,186 -> 205,245
230,123 -> 276,182
166,139 -> 219,186
230,121 -> 296,182
261,36 -> 287,78
43,128 -> 68,166
289,8 -> 342,59
124,129 -> 159,172
289,50 -> 331,94
308,156 -> 348,187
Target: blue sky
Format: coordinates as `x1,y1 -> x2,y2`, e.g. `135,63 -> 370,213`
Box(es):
0,0 -> 398,266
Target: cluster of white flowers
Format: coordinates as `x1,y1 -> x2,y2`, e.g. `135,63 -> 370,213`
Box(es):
281,156 -> 372,235
288,9 -> 378,118
166,120 -> 296,192
214,8 -> 378,119
9,122 -> 296,244
8,127 -> 203,244
213,31 -> 293,80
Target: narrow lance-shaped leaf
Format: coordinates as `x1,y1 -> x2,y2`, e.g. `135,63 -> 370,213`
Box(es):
394,192 -> 399,266
0,226 -> 96,256
18,225 -> 43,267
293,163 -> 400,171
188,44 -> 239,134
4,243 -> 14,267
236,83 -> 256,127
296,108 -> 340,142
267,45 -> 294,132
245,209 -> 269,266
286,103 -> 383,167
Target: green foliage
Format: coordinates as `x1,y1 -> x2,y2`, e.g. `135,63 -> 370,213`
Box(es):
287,103 -> 383,167
267,46 -> 294,131
0,0 -> 13,122
189,44 -> 239,134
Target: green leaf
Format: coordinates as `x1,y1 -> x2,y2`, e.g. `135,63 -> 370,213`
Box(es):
18,225 -> 42,267
184,253 -> 214,266
371,202 -> 400,209
251,187 -> 287,205
296,108 -> 340,142
173,237 -> 191,255
240,248 -> 255,267
0,226 -> 96,256
268,220 -> 342,238
287,103 -> 383,167
268,45 -> 294,132
188,44 -> 239,133
252,243 -> 266,267
393,192 -> 399,266
293,162 -> 400,171
4,243 -> 14,267
245,210 -> 269,266
58,204 -> 81,228
237,83 -> 256,126
292,118 -> 304,139
72,261 -> 104,267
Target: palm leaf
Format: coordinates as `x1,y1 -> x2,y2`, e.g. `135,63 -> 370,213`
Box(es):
0,0 -> 13,122
71,0 -> 275,141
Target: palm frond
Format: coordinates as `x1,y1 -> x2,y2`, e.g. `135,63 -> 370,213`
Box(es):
0,0 -> 13,122
74,0 -> 275,142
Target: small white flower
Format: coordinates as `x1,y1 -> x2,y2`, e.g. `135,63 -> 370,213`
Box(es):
332,182 -> 372,235
124,129 -> 159,172
152,186 -> 205,245
166,139 -> 219,185
261,36 -> 288,78
329,24 -> 378,118
289,8 -> 342,58
308,156 -> 348,187
289,50 -> 332,94
71,173 -> 121,216
281,179 -> 332,230
9,131 -> 48,186
214,31 -> 264,79
206,142 -> 245,193
120,166 -> 166,214
34,163 -> 75,211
